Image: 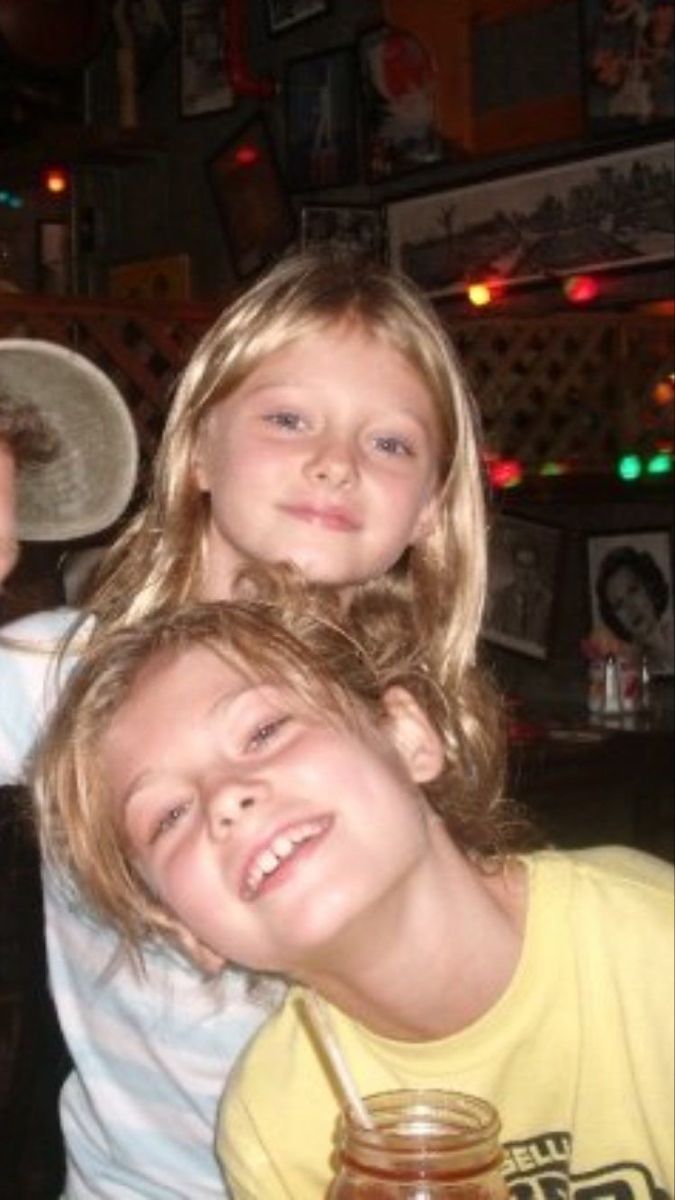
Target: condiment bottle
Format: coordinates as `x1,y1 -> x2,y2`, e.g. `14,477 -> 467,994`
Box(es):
329,1089 -> 508,1200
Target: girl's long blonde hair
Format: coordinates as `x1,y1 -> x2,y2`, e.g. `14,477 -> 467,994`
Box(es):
78,252 -> 502,824
86,252 -> 488,684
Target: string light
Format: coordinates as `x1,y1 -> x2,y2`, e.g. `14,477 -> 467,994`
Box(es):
617,453 -> 642,481
487,458 -> 523,489
233,144 -> 260,167
563,274 -> 600,304
41,166 -> 70,195
466,278 -> 504,308
646,451 -> 673,476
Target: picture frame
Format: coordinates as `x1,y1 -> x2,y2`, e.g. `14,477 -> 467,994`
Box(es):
483,515 -> 562,660
180,0 -> 233,118
266,0 -> 329,36
387,138 -> 674,299
300,204 -> 386,262
207,116 -> 296,279
123,0 -> 174,90
358,25 -> 447,183
36,220 -> 71,296
108,253 -> 192,302
587,529 -> 674,677
285,47 -> 360,190
581,0 -> 675,137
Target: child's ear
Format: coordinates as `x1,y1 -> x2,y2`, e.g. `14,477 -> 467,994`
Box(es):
410,489 -> 441,546
382,686 -> 444,783
191,422 -> 211,493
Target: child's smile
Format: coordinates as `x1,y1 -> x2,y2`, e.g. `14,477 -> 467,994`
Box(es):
192,322 -> 442,598
103,641 -> 443,973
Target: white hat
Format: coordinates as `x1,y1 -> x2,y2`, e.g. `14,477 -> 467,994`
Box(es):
0,338 -> 139,542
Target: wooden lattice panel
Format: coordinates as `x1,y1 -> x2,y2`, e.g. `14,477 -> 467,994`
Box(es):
452,313 -> 674,470
2,295 -> 673,476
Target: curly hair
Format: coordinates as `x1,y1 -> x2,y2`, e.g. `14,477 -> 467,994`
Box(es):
35,567 -> 536,966
596,545 -> 669,642
0,398 -> 60,466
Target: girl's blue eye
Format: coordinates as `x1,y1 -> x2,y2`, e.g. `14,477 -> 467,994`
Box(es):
249,716 -> 289,750
151,800 -> 192,845
264,411 -> 304,431
373,435 -> 414,457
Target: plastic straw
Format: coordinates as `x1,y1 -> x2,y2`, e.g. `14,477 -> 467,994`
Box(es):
302,990 -> 375,1129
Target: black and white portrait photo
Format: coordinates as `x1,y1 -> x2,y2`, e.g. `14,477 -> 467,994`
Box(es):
484,515 -> 561,659
588,529 -> 674,675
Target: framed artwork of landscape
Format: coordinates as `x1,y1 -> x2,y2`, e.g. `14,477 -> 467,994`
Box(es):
387,139 -> 674,298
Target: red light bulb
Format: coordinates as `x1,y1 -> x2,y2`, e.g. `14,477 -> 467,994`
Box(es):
563,275 -> 599,304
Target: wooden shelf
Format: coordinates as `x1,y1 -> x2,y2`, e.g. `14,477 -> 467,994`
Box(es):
1,123 -> 166,179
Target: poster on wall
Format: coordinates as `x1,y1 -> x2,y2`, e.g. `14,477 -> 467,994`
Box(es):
587,528 -> 674,676
358,25 -> 447,182
387,138 -> 674,298
483,515 -> 562,661
581,0 -> 674,134
208,116 -> 296,277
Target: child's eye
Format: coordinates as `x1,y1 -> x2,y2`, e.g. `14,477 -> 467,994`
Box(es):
150,799 -> 193,845
263,411 -> 305,432
372,434 -> 414,457
248,715 -> 290,751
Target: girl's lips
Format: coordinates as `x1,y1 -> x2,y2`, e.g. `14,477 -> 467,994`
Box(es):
280,504 -> 360,532
240,815 -> 334,901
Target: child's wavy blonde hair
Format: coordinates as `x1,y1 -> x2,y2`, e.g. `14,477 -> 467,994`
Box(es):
35,568 -> 535,964
86,251 -> 488,687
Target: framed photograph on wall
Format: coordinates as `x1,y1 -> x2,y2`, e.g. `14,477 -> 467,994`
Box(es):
387,138 -> 674,299
358,25 -> 447,183
587,529 -> 674,676
123,0 -> 174,89
300,204 -> 386,261
483,514 -> 562,660
581,0 -> 674,135
108,253 -> 192,301
285,47 -> 360,190
180,0 -> 233,117
207,116 -> 296,278
36,221 -> 70,295
266,0 -> 329,36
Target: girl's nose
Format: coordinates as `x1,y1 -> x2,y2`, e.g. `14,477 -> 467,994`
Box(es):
206,784 -> 259,841
305,437 -> 357,489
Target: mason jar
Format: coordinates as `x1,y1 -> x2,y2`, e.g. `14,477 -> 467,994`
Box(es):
329,1089 -> 508,1200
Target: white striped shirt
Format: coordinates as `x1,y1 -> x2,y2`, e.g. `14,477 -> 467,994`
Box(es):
1,609 -> 277,1199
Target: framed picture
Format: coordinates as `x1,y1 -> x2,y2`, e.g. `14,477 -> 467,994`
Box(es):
587,529 -> 674,676
483,515 -> 562,660
36,221 -> 70,296
180,0 -> 233,117
207,116 -> 296,278
358,25 -> 446,183
300,204 -> 386,261
387,138 -> 674,299
266,0 -> 329,36
581,0 -> 674,136
122,0 -> 174,89
285,47 -> 360,190
108,253 -> 192,301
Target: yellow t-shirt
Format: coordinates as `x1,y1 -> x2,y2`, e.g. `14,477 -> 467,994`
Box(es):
219,847 -> 674,1199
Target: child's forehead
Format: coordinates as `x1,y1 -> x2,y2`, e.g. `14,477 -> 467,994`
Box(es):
123,636 -> 329,713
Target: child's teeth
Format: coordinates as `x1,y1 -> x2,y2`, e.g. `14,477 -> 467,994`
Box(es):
272,835 -> 293,858
259,849 -> 280,875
